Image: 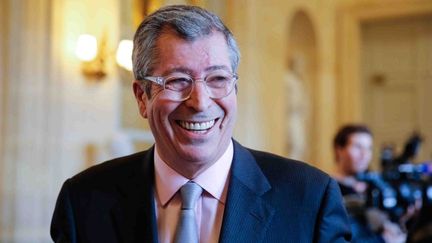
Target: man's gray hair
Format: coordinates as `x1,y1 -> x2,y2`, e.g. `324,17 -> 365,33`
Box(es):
132,5 -> 240,96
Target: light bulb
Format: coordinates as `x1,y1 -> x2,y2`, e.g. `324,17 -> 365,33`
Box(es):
116,40 -> 133,71
75,34 -> 98,61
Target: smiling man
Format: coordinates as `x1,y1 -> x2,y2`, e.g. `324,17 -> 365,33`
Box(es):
51,5 -> 351,243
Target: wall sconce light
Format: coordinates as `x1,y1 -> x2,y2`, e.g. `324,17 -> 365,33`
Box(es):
116,40 -> 133,72
75,34 -> 133,81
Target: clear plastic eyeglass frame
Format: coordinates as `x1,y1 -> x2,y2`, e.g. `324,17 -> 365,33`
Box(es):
140,71 -> 238,101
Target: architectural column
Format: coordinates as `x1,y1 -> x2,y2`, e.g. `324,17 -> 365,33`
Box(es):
226,0 -> 266,150
0,0 -> 63,241
0,0 -> 9,239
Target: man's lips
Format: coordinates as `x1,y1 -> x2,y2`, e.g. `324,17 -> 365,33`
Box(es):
176,119 -> 217,131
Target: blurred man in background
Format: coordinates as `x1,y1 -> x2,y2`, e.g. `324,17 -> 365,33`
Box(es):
333,124 -> 406,243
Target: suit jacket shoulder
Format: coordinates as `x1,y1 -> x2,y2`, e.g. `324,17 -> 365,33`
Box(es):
51,148 -> 158,243
68,150 -> 149,189
249,148 -> 333,208
250,147 -> 330,186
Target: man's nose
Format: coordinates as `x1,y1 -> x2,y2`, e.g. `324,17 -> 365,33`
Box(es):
184,81 -> 212,111
360,148 -> 370,159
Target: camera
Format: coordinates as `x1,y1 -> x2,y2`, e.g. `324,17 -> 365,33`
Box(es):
356,133 -> 432,242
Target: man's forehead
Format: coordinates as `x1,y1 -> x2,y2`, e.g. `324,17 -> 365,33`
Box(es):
348,133 -> 372,144
154,31 -> 231,76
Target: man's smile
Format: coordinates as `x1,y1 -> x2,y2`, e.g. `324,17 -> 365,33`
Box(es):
176,119 -> 218,133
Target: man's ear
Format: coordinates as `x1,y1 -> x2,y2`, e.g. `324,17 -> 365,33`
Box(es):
132,81 -> 148,118
334,146 -> 344,163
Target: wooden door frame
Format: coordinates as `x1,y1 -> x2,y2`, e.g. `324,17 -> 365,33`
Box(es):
336,0 -> 432,125
0,2 -> 10,236
0,0 -> 8,157
0,0 -> 6,238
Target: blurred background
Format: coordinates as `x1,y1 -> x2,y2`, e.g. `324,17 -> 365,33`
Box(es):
0,0 -> 431,242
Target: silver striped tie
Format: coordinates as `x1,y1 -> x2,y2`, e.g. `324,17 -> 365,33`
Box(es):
174,181 -> 203,243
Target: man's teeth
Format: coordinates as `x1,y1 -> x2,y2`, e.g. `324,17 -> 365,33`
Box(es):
179,120 -> 215,131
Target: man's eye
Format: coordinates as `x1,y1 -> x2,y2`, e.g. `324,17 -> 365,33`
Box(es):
165,77 -> 191,90
207,75 -> 230,87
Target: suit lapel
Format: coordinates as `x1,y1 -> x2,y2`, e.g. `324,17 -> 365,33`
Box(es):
111,147 -> 159,243
219,141 -> 275,243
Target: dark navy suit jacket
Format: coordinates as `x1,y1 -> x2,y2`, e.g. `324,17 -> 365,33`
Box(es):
51,140 -> 351,242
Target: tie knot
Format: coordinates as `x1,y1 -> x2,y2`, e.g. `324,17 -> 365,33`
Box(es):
180,181 -> 202,209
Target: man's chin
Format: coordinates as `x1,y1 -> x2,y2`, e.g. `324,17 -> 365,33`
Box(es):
174,140 -> 229,164
180,153 -> 213,164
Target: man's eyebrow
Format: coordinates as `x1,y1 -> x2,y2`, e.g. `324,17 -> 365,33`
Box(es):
161,65 -> 231,76
161,67 -> 193,76
205,65 -> 230,72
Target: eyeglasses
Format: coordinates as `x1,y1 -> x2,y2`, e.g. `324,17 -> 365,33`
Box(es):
140,70 -> 238,101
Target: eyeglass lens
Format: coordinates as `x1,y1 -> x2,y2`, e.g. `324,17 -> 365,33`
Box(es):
163,71 -> 236,101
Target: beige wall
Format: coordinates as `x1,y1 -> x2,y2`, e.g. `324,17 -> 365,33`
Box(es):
0,1 -> 8,240
227,0 -> 341,172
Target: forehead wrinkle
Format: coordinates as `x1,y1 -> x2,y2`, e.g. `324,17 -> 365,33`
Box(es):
157,45 -> 210,76
205,65 -> 231,72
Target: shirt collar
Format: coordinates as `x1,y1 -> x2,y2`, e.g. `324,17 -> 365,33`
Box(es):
154,141 -> 233,207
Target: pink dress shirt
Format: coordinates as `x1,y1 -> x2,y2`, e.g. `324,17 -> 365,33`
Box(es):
154,141 -> 233,243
